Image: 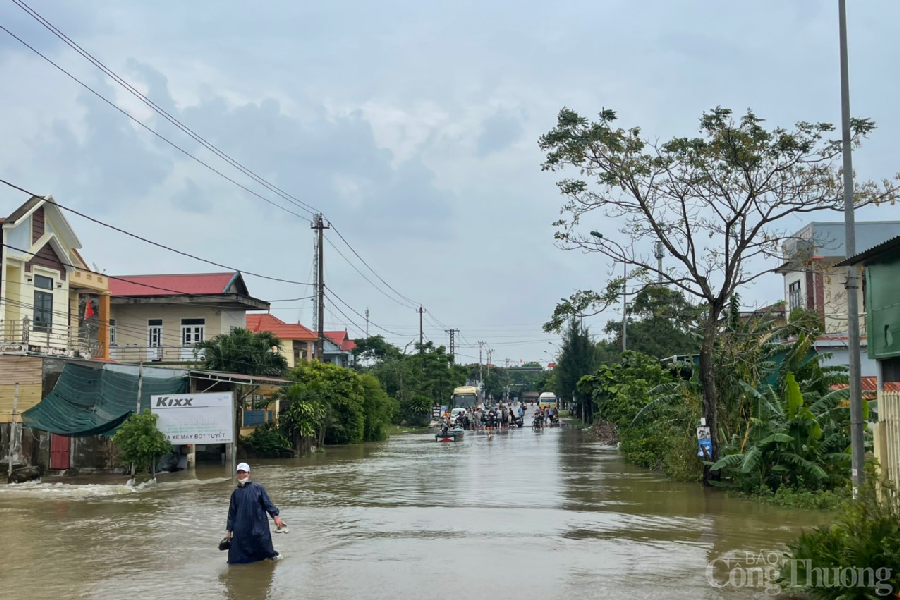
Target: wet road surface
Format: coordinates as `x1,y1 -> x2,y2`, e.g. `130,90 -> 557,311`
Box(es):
0,425 -> 829,599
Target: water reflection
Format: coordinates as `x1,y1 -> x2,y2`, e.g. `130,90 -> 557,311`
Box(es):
0,427 -> 829,600
219,560 -> 276,600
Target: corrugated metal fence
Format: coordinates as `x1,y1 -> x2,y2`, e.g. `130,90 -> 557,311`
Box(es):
875,390 -> 900,484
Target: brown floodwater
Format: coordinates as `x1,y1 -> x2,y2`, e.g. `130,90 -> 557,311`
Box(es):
0,427 -> 831,599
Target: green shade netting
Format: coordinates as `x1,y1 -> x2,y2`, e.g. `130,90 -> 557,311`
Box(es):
22,363 -> 188,437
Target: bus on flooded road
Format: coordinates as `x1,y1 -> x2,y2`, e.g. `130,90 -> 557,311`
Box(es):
538,392 -> 558,411
451,386 -> 480,409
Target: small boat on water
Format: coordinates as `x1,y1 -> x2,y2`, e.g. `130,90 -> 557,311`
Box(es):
435,429 -> 464,442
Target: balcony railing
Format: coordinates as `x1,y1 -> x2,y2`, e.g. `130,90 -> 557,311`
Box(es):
109,345 -> 206,364
0,317 -> 100,359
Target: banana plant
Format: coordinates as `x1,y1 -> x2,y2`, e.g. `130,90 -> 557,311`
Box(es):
710,371 -> 851,492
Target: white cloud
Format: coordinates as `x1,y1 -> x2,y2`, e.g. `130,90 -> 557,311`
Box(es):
2,0 -> 900,363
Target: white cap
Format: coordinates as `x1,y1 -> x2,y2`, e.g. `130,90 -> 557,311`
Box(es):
236,462 -> 250,472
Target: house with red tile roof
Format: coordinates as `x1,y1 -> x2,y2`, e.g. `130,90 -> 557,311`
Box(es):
246,313 -> 316,368
324,330 -> 357,368
108,271 -> 268,364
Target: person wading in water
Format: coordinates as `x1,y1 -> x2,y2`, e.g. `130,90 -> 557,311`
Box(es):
225,463 -> 285,564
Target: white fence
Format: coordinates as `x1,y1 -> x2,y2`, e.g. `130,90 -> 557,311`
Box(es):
876,390 -> 900,485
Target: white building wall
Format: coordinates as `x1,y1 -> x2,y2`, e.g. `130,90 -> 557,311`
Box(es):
816,342 -> 878,377
783,270 -> 806,312
109,303 -> 230,362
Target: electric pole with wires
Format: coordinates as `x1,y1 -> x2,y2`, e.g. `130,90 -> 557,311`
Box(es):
311,214 -> 329,360
445,329 -> 459,365
418,306 -> 424,352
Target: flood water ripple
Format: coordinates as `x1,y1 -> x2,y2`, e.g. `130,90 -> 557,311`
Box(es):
0,428 -> 829,600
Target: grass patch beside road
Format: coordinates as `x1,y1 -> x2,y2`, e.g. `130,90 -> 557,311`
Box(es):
729,486 -> 850,511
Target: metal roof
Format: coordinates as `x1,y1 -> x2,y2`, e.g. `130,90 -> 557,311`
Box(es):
836,234 -> 900,267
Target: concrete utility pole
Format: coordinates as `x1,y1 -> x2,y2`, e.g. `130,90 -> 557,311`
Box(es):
311,214 -> 329,360
131,364 -> 143,482
418,306 -> 424,352
445,329 -> 459,364
478,341 -> 484,385
621,261 -> 627,352
365,308 -> 370,338
838,0 -> 865,489
8,383 -> 19,480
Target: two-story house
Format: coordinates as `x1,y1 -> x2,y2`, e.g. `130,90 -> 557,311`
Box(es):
778,221 -> 900,335
1,195 -> 111,360
836,235 -> 900,485
108,272 -> 268,364
246,313 -> 317,368
245,315 -> 357,368
324,330 -> 356,368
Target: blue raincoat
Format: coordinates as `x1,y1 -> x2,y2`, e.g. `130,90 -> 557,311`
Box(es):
226,481 -> 280,564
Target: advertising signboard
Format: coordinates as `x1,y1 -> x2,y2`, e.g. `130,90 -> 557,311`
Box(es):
696,425 -> 712,458
150,392 -> 234,445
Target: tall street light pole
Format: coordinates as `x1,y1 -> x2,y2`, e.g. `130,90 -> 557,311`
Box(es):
621,260 -> 627,352
590,231 -> 627,352
838,0 -> 865,489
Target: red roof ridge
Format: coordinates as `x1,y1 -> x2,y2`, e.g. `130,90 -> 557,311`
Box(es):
246,313 -> 316,340
109,272 -> 239,297
113,271 -> 234,278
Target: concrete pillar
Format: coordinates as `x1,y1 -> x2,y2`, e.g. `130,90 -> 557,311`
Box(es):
186,444 -> 196,469
98,292 -> 110,360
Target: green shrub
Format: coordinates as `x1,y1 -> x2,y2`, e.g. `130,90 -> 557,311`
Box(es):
112,410 -> 172,474
289,362 -> 365,445
779,473 -> 900,598
663,426 -> 704,482
359,373 -> 394,442
400,395 -> 432,427
243,422 -> 292,457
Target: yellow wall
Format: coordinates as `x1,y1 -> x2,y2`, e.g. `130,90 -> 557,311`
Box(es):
3,263 -> 23,328
263,339 -> 314,369
0,355 -> 43,423
109,303 -> 247,362
70,269 -> 109,292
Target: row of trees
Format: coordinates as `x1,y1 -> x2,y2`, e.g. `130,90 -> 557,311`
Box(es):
540,105 -> 899,485
574,307 -> 863,494
551,284 -> 702,420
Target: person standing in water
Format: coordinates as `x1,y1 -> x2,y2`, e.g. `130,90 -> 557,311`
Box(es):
225,462 -> 285,564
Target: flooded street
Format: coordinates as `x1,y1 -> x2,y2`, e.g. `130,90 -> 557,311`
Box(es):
0,427 -> 829,600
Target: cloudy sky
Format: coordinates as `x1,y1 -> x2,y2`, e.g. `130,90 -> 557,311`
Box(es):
2,1 -> 899,365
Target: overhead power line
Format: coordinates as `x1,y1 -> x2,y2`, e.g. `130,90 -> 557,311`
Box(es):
8,0 -> 322,217
0,179 -> 315,287
0,24 -> 314,225
7,0 -> 427,314
324,287 -> 403,337
324,234 -> 417,310
3,6 -> 453,328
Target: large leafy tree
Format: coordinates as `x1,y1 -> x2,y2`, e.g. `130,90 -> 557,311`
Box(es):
290,361 -> 365,445
352,335 -> 402,364
539,107 -> 899,482
554,319 -> 600,420
195,327 -> 288,376
603,286 -> 700,359
353,339 -> 466,423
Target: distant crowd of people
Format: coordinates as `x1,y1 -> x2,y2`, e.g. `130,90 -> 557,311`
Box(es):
440,402 -> 559,433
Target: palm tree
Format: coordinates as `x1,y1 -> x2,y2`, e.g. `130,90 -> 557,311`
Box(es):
194,327 -> 288,376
